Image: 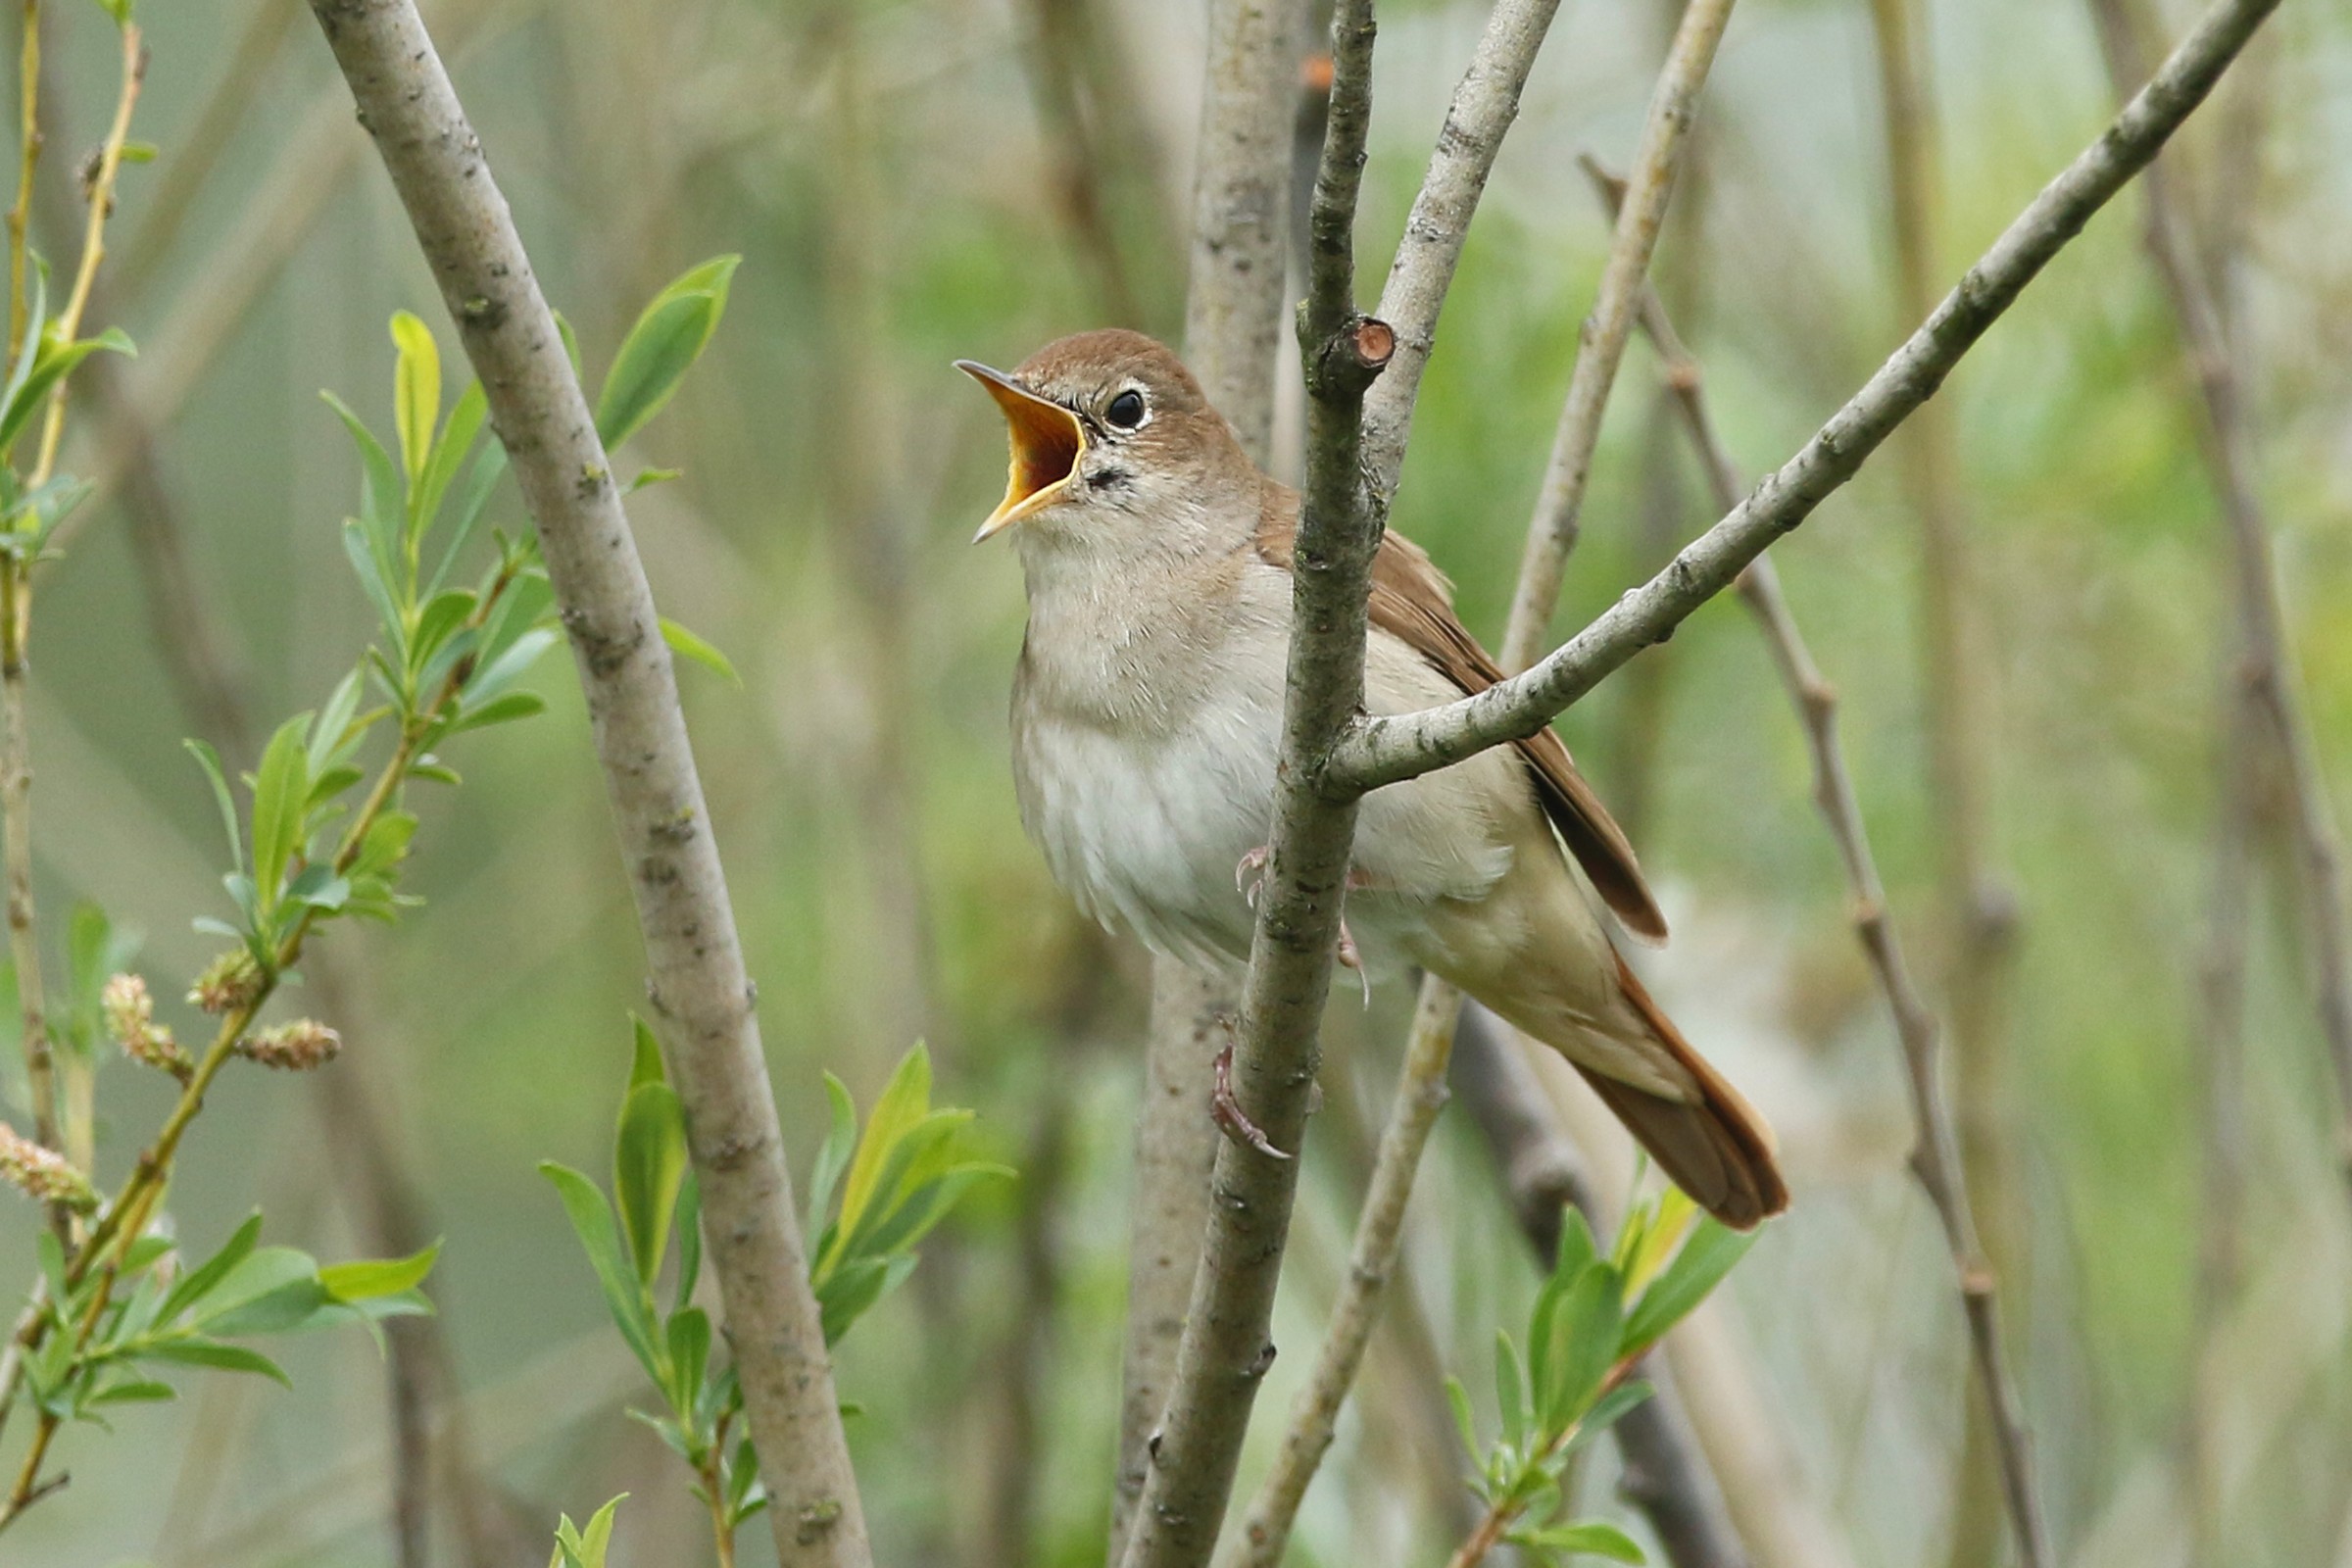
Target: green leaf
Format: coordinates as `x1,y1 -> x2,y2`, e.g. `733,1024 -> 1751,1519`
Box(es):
0,326 -> 133,456
613,1080 -> 689,1288
343,521 -> 406,652
138,1338 -> 289,1387
390,311 -> 441,489
249,714 -> 314,913
814,1251 -> 915,1346
1495,1331 -> 1529,1450
462,626 -> 558,709
595,255 -> 740,450
540,1161 -> 662,1380
185,738 -> 244,873
307,669 -> 367,781
162,1213 -> 265,1323
550,1493 -> 626,1568
665,1304 -> 710,1419
673,1173 -> 703,1317
448,691 -> 546,735
1446,1375 -> 1479,1458
321,390 -> 405,598
320,1240 -> 441,1302
1511,1522 -> 1645,1564
408,588 -> 479,683
804,1073 -> 858,1243
629,1016 -> 666,1091
1572,1378 -> 1654,1450
835,1044 -> 933,1245
1619,1218 -> 1758,1360
661,616 -> 741,686
415,380 -> 486,547
193,1247 -> 327,1337
1542,1262 -> 1623,1432
87,1378 -> 175,1406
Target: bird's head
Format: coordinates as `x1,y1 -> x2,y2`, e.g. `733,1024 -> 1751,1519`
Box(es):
956,330 -> 1250,552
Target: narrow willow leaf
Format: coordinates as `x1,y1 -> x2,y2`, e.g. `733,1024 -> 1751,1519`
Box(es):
184,738 -> 245,871
162,1213 -> 265,1323
138,1338 -> 290,1387
540,1161 -> 662,1380
660,616 -> 741,686
390,311 -> 441,489
320,1239 -> 441,1302
1619,1217 -> 1759,1359
613,1081 -> 689,1288
1510,1522 -> 1645,1564
249,714 -> 314,914
595,255 -> 740,450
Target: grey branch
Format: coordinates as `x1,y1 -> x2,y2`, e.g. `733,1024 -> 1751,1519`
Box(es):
1112,0 -> 1307,1553
1114,5 -> 1389,1563
1221,4 -> 1736,1557
1601,158 -> 2051,1563
302,3 -> 869,1563
2086,0 -> 2352,1197
1329,0 -> 2285,797
1359,0 -> 1564,498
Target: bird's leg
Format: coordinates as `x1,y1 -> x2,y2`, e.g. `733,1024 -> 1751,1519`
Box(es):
1235,845 -> 1270,906
1211,1042 -> 1292,1160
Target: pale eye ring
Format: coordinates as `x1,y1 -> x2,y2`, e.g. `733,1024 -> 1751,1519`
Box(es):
1105,388 -> 1147,429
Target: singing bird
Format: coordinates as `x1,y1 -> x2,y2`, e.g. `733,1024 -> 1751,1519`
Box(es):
958,329 -> 1787,1229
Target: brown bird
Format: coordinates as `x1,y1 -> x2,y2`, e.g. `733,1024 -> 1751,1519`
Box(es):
958,329 -> 1787,1229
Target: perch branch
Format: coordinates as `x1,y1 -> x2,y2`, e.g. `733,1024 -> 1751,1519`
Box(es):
1222,5 -> 1735,1558
301,2 -> 869,1562
1112,1 -> 1303,1554
1114,6 -> 1389,1563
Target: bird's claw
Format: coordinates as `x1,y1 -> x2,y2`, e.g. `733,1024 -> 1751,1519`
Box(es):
1212,1043 -> 1292,1160
1236,845 -> 1269,907
1335,916 -> 1370,1005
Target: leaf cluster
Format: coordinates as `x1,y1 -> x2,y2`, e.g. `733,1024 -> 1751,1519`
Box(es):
1448,1189 -> 1760,1565
22,1214 -> 434,1426
0,266 -> 131,564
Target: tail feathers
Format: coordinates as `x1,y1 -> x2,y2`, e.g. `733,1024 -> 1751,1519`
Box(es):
1576,956 -> 1788,1231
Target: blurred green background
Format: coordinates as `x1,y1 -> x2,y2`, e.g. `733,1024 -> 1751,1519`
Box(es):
4,0 -> 2350,1562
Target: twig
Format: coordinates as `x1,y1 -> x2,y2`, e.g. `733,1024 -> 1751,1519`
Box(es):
1113,5 -> 1389,1562
1111,1 -> 1302,1551
1357,0 -> 1563,495
1499,0 -> 1732,669
1856,7 -> 2028,1561
1328,0 -> 2286,797
2086,0 -> 2352,1197
1220,978 -> 1459,1568
0,0 -> 57,1196
301,2 -> 869,1562
1588,156 -> 2052,1567
1221,5 -> 1733,1557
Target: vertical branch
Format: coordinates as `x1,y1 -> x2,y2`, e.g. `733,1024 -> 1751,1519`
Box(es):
1116,5 -> 1391,1563
1500,0 -> 1734,667
1859,8 -> 2027,1559
1223,5 -> 1735,1562
1110,962 -> 1228,1556
1113,1 -> 1305,1551
301,3 -> 870,1563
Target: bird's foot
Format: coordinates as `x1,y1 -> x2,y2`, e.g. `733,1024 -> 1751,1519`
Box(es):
1236,845 -> 1270,907
1211,1043 -> 1292,1161
1335,916 -> 1370,1005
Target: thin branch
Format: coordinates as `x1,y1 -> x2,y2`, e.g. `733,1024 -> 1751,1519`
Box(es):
1220,978 -> 1459,1568
1114,4 -> 1391,1561
1589,157 -> 2052,1566
1357,0 -> 1563,496
1220,4 -> 1734,1556
301,3 -> 869,1563
1499,0 -> 1731,670
1329,0 -> 2285,797
2086,0 -> 2352,1196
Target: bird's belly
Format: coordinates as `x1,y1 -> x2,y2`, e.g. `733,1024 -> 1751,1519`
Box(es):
1013,700 -> 1521,979
1012,705 -> 1277,972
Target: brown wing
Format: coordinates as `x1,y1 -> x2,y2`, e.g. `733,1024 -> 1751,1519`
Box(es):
1254,486 -> 1668,942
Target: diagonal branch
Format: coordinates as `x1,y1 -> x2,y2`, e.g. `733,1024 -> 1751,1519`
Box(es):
1327,0 -> 2286,798
300,2 -> 869,1563
1114,6 -> 1391,1563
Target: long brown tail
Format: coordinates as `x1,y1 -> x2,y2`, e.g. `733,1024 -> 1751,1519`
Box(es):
1573,956 -> 1788,1230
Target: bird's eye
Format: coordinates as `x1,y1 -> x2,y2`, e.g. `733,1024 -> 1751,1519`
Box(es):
1105,389 -> 1147,429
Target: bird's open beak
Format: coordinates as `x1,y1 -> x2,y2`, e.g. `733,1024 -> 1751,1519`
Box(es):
956,360 -> 1087,543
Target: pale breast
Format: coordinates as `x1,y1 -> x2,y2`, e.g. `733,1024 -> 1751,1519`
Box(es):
1008,548 -> 1530,978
